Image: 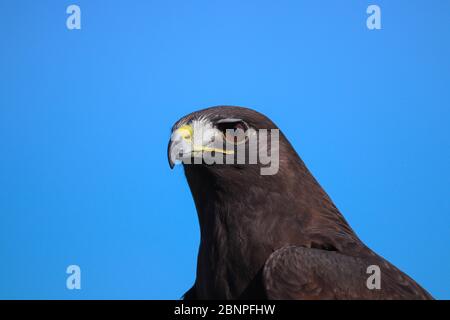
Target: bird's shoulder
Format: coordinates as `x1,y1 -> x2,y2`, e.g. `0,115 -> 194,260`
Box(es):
262,245 -> 433,300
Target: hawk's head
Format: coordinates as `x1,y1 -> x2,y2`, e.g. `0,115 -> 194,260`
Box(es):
167,106 -> 289,176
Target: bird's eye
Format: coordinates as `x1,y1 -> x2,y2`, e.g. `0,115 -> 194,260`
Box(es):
216,120 -> 249,145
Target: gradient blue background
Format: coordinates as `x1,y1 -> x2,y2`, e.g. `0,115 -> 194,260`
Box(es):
0,0 -> 449,299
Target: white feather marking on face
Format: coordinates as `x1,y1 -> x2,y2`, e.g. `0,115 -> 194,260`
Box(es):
190,117 -> 222,150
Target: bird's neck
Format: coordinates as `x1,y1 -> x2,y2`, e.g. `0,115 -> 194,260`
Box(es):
184,165 -> 275,298
183,159 -> 356,298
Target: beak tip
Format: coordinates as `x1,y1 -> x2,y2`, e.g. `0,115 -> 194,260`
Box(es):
168,140 -> 177,169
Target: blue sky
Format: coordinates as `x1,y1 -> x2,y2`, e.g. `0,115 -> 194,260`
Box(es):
0,0 -> 449,299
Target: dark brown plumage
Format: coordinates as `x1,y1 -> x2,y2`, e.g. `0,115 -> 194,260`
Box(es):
168,106 -> 432,300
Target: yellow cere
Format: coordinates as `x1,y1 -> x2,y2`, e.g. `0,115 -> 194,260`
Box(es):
177,125 -> 193,141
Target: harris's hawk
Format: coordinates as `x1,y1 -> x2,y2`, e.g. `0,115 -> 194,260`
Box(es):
167,106 -> 432,300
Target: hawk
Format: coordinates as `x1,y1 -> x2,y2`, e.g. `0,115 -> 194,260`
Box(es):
167,106 -> 432,300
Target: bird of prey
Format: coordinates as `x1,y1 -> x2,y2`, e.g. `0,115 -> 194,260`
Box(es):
167,106 -> 432,300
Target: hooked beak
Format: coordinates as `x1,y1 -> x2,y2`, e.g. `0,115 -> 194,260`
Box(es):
167,139 -> 176,169
168,125 -> 194,169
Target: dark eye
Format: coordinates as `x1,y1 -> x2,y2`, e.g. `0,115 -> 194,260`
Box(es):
216,120 -> 249,145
